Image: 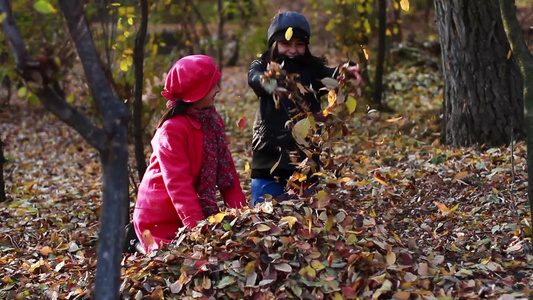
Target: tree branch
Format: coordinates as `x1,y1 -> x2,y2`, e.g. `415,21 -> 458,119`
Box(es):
0,0 -> 108,151
133,0 -> 148,180
57,0 -> 130,129
0,0 -> 29,71
36,86 -> 108,151
499,0 -> 533,73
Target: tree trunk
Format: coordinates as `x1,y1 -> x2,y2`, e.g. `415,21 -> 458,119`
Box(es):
434,0 -> 524,147
498,0 -> 533,234
1,0 -> 131,298
133,0 -> 148,182
0,138 -> 6,203
217,0 -> 225,73
373,0 -> 387,105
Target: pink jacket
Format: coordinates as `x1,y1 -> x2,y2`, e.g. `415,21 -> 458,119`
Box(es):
133,114 -> 246,252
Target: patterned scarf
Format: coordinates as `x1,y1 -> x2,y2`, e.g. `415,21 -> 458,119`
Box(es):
186,107 -> 234,217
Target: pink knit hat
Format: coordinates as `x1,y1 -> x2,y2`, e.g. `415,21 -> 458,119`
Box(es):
161,55 -> 221,103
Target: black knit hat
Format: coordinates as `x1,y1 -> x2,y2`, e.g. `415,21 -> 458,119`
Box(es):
267,11 -> 311,46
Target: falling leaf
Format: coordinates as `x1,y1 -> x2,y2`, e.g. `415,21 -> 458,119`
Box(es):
34,0 -> 57,14
285,27 -> 293,40
142,230 -> 155,249
399,0 -> 410,11
237,117 -> 246,130
345,96 -> 357,113
292,117 -> 311,146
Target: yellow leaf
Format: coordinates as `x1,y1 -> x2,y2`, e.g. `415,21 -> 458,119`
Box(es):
363,48 -> 370,60
120,59 -> 129,71
345,96 -> 357,113
256,224 -> 271,232
452,171 -> 468,182
299,266 -> 316,279
244,261 -> 256,276
374,176 -> 388,186
208,212 -> 226,224
507,49 -> 512,59
333,292 -> 343,300
328,90 -> 337,107
0,12 -> 6,23
434,202 -> 459,215
311,260 -> 325,271
270,154 -> 282,174
386,251 -> 396,265
280,216 -> 298,229
400,0 -> 410,11
285,27 -> 293,41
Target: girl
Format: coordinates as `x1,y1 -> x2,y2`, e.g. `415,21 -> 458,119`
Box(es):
133,55 -> 246,253
248,11 -> 361,206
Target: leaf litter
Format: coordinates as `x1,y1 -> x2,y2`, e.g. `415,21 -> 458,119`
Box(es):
0,65 -> 532,299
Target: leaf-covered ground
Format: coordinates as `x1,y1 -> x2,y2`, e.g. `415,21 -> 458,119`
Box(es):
1,63 -> 532,299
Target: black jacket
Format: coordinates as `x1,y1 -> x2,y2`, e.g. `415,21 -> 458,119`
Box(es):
248,57 -> 337,181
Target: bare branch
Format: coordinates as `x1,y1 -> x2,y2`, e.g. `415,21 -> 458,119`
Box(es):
133,0 -> 148,179
57,0 -> 130,129
0,0 -> 30,73
0,0 -> 107,151
36,86 -> 108,151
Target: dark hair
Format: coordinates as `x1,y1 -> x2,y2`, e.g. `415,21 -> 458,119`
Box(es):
260,41 -> 327,70
154,100 -> 193,131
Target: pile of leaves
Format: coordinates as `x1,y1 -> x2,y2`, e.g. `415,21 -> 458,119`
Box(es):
121,179 -> 532,299
1,63 -> 533,299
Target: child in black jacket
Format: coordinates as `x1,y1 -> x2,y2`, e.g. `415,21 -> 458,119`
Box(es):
248,11 -> 360,206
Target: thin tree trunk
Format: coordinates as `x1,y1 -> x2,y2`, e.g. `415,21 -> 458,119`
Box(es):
1,0 -> 131,298
0,138 -> 6,203
217,0 -> 224,72
434,0 -> 524,147
373,0 -> 386,105
133,0 -> 148,181
498,0 -> 533,236
58,2 -> 130,298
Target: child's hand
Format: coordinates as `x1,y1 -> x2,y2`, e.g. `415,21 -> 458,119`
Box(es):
346,65 -> 364,86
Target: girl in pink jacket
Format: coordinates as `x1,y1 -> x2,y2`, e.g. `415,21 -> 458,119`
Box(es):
133,55 -> 246,253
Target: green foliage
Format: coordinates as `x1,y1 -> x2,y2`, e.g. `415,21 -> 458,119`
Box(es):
309,0 -> 377,58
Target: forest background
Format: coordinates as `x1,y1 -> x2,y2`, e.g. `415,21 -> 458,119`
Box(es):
1,0 -> 533,299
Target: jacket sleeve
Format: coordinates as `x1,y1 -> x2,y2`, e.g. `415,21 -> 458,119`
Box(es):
157,126 -> 205,228
248,59 -> 270,97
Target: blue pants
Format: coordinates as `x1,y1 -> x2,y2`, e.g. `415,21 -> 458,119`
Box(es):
251,178 -> 285,207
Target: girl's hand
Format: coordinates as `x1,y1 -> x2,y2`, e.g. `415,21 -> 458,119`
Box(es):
346,65 -> 364,86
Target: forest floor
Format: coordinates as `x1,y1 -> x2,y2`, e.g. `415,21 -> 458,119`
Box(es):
1,58 -> 533,299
